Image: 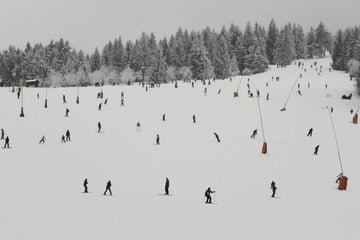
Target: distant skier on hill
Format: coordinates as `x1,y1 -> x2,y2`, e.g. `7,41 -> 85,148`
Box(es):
65,108 -> 69,117
61,135 -> 66,143
214,132 -> 221,142
162,114 -> 166,121
103,180 -> 112,195
83,178 -> 88,193
250,129 -> 257,139
98,122 -> 101,133
121,98 -> 124,106
266,93 -> 269,100
39,135 -> 46,144
256,89 -> 260,98
66,130 -> 71,142
3,136 -> 10,148
314,145 -> 320,155
350,109 -> 354,114
63,94 -> 67,104
136,122 -> 141,131
271,181 -> 277,198
165,178 -> 170,195
104,98 -> 108,104
192,114 -> 196,123
1,128 -> 4,140
307,128 -> 313,137
98,103 -> 102,110
156,134 -> 160,145
205,187 -> 215,204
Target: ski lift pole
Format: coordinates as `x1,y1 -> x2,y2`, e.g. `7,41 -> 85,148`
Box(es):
325,106 -> 344,174
281,77 -> 300,111
257,96 -> 267,153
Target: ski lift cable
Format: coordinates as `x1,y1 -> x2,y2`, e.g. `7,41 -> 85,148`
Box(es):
281,76 -> 300,110
256,96 -> 266,142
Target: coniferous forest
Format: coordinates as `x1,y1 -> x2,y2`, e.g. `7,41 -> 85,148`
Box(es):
0,20 -> 359,87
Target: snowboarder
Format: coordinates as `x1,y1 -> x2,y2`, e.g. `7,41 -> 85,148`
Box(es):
156,134 -> 160,145
98,122 -> 101,132
63,94 -> 67,104
83,178 -> 88,193
205,187 -> 215,204
61,135 -> 66,143
98,103 -> 102,110
136,122 -> 141,131
165,177 -> 170,195
3,136 -> 10,148
65,129 -> 71,142
1,128 -> 4,140
192,114 -> 196,123
103,180 -> 112,195
39,135 -> 46,144
250,129 -> 257,139
271,181 -> 277,198
162,114 -> 166,121
307,128 -> 313,137
314,145 -> 320,155
214,132 -> 221,142
65,108 -> 69,117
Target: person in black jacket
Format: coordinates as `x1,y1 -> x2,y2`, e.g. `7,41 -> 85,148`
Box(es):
66,130 -> 71,142
98,122 -> 101,133
271,181 -> 277,198
104,180 -> 112,195
3,136 -> 10,148
314,145 -> 320,155
165,178 -> 170,195
307,128 -> 313,137
214,132 -> 220,142
83,178 -> 88,193
205,187 -> 215,204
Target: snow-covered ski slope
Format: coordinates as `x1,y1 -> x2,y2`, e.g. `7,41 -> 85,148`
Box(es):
1,57 -> 359,240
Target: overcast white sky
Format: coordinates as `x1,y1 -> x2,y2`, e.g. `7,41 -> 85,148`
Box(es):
0,0 -> 359,54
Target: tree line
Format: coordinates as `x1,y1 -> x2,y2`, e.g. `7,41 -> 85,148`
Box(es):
0,20 -> 336,87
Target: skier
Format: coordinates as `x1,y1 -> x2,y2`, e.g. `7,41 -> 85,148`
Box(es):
204,87 -> 207,96
65,129 -> 71,142
191,82 -> 194,88
61,135 -> 66,143
162,114 -> 166,121
307,128 -> 313,137
330,107 -> 334,113
121,91 -> 124,99
39,135 -> 46,144
165,177 -> 170,195
156,134 -> 160,145
350,109 -> 354,114
1,128 -> 4,140
175,81 -> 178,88
214,132 -> 221,142
266,93 -> 269,100
121,98 -> 124,106
271,181 -> 277,198
136,122 -> 141,131
3,136 -> 10,148
83,178 -> 88,193
17,90 -> 20,99
65,108 -> 69,117
297,89 -> 302,96
314,145 -> 320,155
250,129 -> 257,139
104,98 -> 108,104
98,103 -> 102,110
103,180 -> 112,195
256,89 -> 260,98
98,122 -> 101,133
63,94 -> 67,104
37,93 -> 39,99
308,82 -> 310,88
192,114 -> 196,123
205,187 -> 215,204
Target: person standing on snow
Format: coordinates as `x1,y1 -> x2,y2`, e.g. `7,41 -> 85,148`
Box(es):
205,187 -> 215,204
192,114 -> 196,123
156,134 -> 160,145
165,178 -> 170,195
250,129 -> 257,139
3,136 -> 10,148
314,145 -> 320,155
1,128 -> 4,140
271,181 -> 277,198
39,135 -> 46,144
307,128 -> 313,137
65,129 -> 71,142
98,122 -> 101,133
83,178 -> 88,193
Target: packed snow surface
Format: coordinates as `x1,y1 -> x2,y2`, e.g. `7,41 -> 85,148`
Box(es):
1,57 -> 359,240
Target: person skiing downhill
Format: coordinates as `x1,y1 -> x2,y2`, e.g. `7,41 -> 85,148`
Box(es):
136,122 -> 141,131
61,135 -> 66,143
98,103 -> 102,110
3,136 -> 10,148
165,178 -> 170,195
1,128 -> 4,140
271,181 -> 277,198
250,129 -> 257,139
83,178 -> 88,193
214,132 -> 221,142
98,122 -> 101,132
156,134 -> 160,145
162,114 -> 166,121
39,135 -> 46,144
63,94 -> 67,104
314,145 -> 320,155
65,130 -> 71,142
104,180 -> 112,195
205,187 -> 215,204
192,114 -> 196,123
65,108 -> 69,117
307,128 -> 313,137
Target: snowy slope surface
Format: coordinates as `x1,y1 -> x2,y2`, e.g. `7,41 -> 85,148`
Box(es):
1,57 -> 359,240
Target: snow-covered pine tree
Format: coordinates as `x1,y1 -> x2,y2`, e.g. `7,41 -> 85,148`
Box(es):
293,24 -> 306,59
90,48 -> 101,72
266,19 -> 279,64
228,55 -> 240,76
332,30 -> 345,70
213,35 -> 231,79
189,36 -> 213,80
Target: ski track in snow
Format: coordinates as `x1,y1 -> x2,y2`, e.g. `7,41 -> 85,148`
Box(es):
0,57 -> 359,240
